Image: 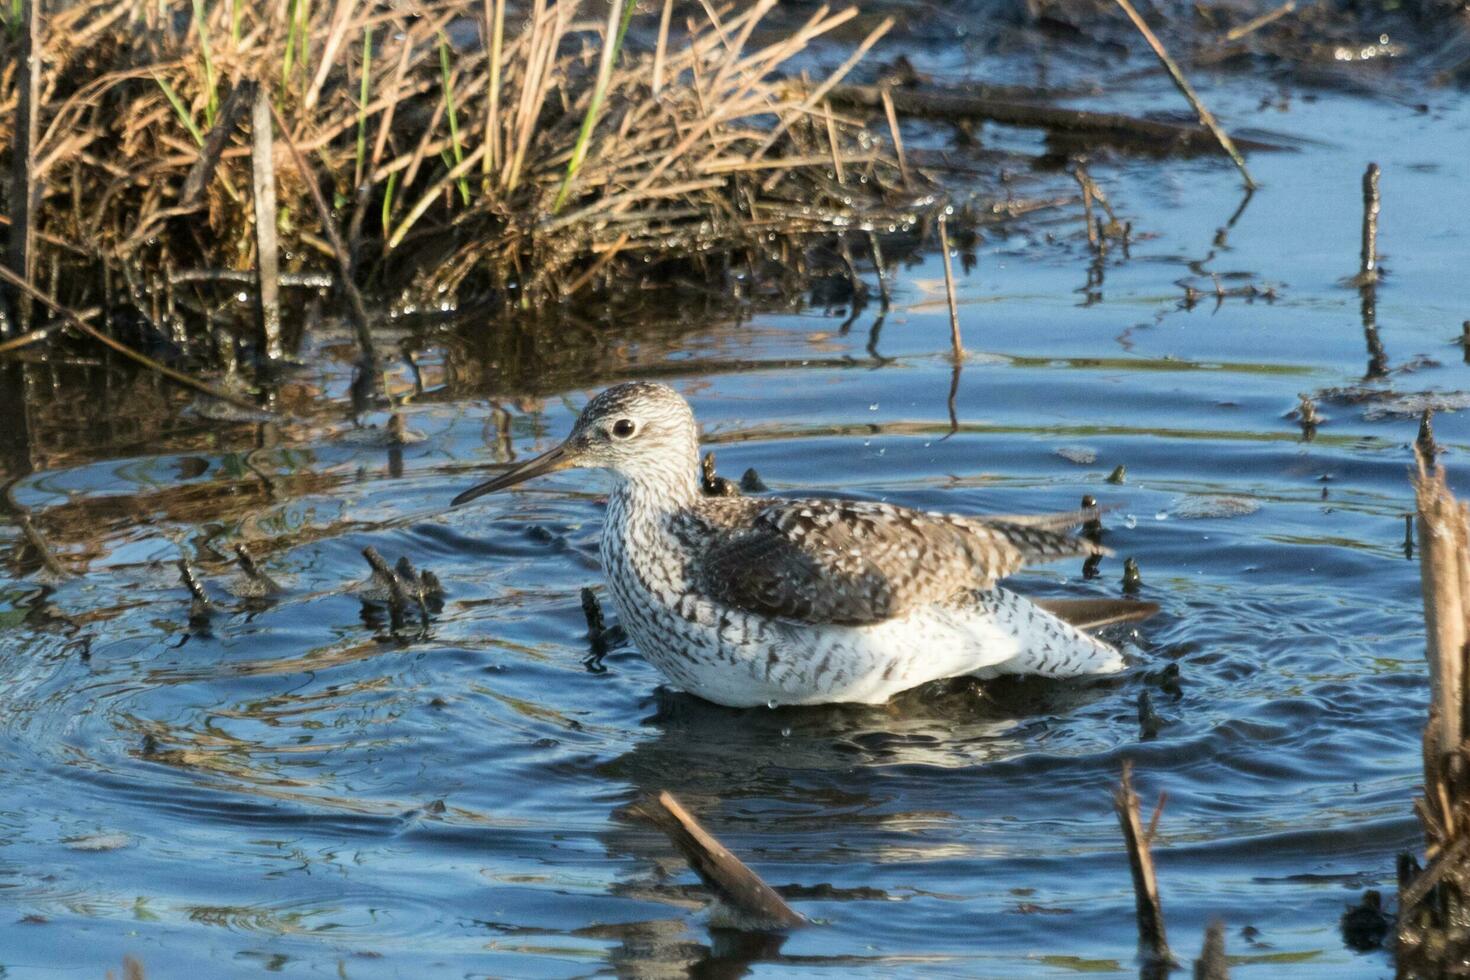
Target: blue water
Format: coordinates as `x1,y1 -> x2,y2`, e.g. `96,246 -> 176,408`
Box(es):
2,52 -> 1468,980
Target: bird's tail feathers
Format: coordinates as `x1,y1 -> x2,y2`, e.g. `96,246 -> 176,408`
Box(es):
984,520 -> 1109,563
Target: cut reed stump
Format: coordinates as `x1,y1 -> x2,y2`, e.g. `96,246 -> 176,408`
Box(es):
640,790 -> 806,931
1358,163 -> 1382,286
1399,445 -> 1470,972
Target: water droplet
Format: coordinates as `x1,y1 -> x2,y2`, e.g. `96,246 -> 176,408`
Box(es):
781,727 -> 791,737
869,402 -> 879,411
1124,514 -> 1138,529
766,699 -> 777,710
1155,511 -> 1168,521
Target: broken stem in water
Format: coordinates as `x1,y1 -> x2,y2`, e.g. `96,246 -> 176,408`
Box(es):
1398,443 -> 1470,971
1114,761 -> 1172,967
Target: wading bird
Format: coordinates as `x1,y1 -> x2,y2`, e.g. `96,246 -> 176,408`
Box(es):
453,382 -> 1154,707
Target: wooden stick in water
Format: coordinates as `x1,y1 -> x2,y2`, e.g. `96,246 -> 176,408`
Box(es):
1075,166 -> 1098,249
1413,442 -> 1466,760
16,511 -> 73,579
1193,920 -> 1229,979
1111,0 -> 1256,189
868,232 -> 890,311
644,790 -> 806,930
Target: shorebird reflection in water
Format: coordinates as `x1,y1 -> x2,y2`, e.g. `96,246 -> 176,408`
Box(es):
452,382 -> 1156,708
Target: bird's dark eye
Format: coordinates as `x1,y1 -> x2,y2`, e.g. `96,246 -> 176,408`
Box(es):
611,419 -> 636,439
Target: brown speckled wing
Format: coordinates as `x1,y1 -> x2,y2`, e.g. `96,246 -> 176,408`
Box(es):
691,499 -> 1100,626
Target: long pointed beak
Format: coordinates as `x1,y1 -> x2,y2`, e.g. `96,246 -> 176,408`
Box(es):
451,442 -> 575,506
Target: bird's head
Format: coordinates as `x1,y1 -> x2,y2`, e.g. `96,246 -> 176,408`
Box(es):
452,382 -> 700,506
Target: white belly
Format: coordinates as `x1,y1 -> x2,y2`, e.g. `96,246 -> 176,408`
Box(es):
606,568 -> 1122,707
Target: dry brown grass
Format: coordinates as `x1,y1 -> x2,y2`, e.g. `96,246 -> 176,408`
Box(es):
0,0 -> 923,326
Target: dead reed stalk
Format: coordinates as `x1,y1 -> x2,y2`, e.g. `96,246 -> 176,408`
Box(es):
1399,443 -> 1470,971
1114,761 -> 1172,968
250,84 -> 282,362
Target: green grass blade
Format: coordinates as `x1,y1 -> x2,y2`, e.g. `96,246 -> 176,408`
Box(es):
438,32 -> 470,206
552,0 -> 638,213
153,72 -> 205,147
282,0 -> 298,87
355,26 -> 373,188
298,0 -> 313,100
191,0 -> 219,127
381,170 -> 399,234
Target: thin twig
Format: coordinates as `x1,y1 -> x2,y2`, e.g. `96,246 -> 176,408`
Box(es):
1111,0 -> 1256,189
652,0 -> 674,96
1224,0 -> 1296,42
937,214 -> 962,360
868,231 -> 890,311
